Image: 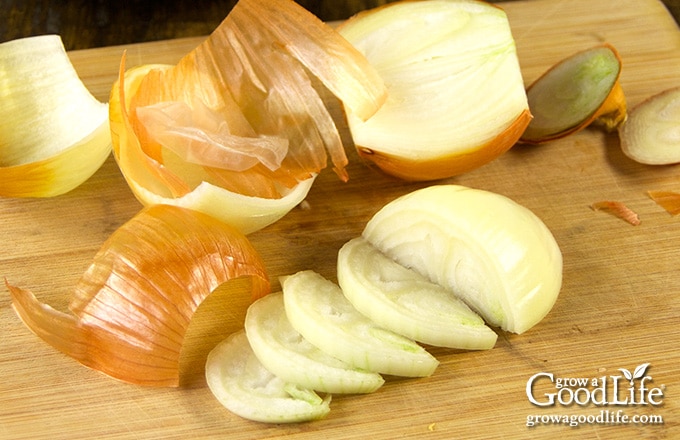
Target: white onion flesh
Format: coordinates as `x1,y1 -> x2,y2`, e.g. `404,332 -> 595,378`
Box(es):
362,185 -> 562,334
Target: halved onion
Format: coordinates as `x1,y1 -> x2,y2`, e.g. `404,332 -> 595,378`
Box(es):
520,44 -> 626,144
109,0 -> 386,233
337,0 -> 531,181
0,35 -> 111,197
362,185 -> 562,334
619,86 -> 680,164
6,204 -> 270,387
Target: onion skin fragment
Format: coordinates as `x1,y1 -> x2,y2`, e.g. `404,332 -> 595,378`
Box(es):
109,0 -> 386,233
591,201 -> 641,226
520,43 -> 627,144
647,190 -> 680,216
0,35 -> 111,197
6,204 -> 270,387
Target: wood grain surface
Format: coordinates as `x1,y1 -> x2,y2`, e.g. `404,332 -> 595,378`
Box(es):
2,0 -> 680,439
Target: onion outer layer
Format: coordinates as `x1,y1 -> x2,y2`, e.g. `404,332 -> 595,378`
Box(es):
6,204 -> 270,387
0,35 -> 111,197
109,0 -> 386,233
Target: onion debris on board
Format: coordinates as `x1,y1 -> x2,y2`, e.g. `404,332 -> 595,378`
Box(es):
520,43 -> 626,144
619,86 -> 680,165
591,200 -> 641,226
0,35 -> 111,197
337,0 -> 531,181
109,0 -> 386,234
6,204 -> 270,387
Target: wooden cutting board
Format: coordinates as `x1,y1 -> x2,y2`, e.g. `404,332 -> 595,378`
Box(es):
2,0 -> 680,438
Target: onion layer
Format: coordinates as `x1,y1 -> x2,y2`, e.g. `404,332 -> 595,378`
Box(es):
109,0 -> 386,233
338,0 -> 530,181
0,35 -> 111,197
521,44 -> 626,144
619,86 -> 680,165
6,204 -> 270,387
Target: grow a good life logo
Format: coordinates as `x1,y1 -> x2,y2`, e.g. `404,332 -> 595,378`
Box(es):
525,363 -> 665,428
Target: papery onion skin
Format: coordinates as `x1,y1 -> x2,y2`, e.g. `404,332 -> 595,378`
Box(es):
0,35 -> 111,197
590,200 -> 640,225
647,190 -> 680,216
520,43 -> 626,144
109,0 -> 386,233
6,204 -> 270,387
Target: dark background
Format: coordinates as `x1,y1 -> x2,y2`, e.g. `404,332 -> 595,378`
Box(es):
1,0 -> 680,51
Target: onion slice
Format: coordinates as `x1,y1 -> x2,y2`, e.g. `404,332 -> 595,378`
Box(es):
0,35 -> 111,197
520,44 -> 626,144
6,204 -> 270,387
109,0 -> 386,233
619,86 -> 680,164
338,0 -> 531,181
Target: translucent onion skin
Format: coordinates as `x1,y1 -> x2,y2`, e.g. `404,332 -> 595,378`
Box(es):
109,0 -> 386,233
6,204 -> 270,387
0,35 -> 111,197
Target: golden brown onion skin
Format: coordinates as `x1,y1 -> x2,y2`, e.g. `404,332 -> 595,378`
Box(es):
356,109 -> 531,181
7,204 -> 270,387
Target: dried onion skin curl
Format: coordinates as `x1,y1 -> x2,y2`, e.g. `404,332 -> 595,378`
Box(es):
6,204 -> 270,387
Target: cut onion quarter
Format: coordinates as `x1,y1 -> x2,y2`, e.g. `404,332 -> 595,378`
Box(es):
362,185 -> 563,334
521,43 -> 626,144
0,35 -> 111,197
109,0 -> 386,233
619,86 -> 680,164
6,204 -> 270,387
338,0 -> 531,181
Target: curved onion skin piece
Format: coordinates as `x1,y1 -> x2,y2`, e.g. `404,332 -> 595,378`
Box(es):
363,185 -> 563,334
282,270 -> 439,378
110,63 -> 317,235
6,204 -> 270,387
338,0 -> 530,181
244,293 -> 385,394
109,0 -> 387,233
619,86 -> 680,165
337,237 -> 498,350
206,331 -> 331,423
520,44 -> 627,144
0,35 -> 111,197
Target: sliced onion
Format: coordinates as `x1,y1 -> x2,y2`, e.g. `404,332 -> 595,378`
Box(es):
619,86 -> 680,164
0,35 -> 111,197
109,0 -> 386,233
338,0 -> 531,181
520,44 -> 626,144
6,204 -> 270,387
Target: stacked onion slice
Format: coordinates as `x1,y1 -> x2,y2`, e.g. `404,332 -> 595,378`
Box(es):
0,35 -> 111,197
109,0 -> 386,234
